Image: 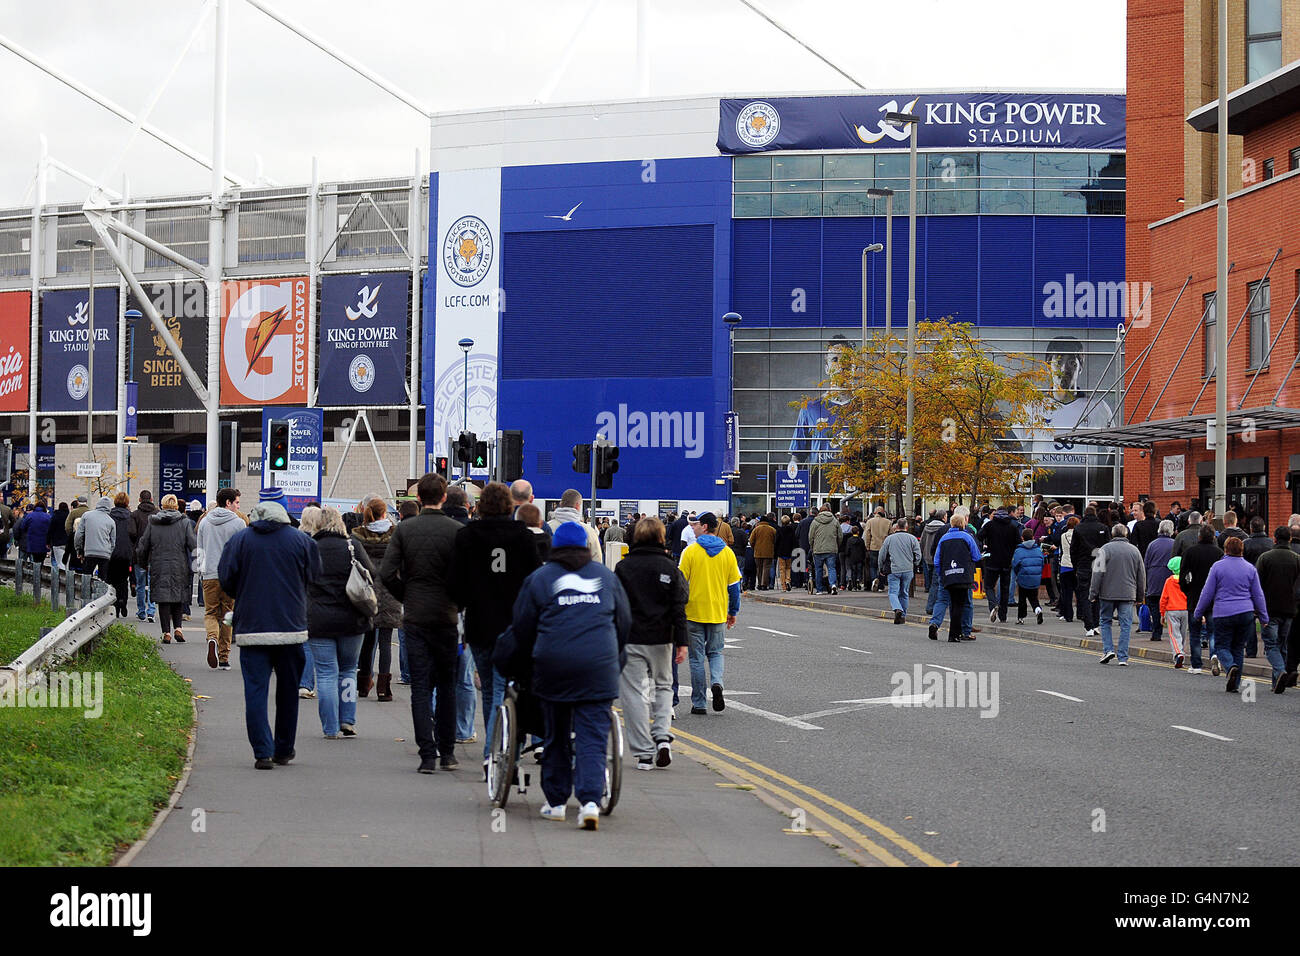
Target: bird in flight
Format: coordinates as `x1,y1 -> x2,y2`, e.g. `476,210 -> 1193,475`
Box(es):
545,202 -> 582,221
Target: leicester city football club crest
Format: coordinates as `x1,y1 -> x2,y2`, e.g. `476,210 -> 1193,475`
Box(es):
348,354 -> 375,393
737,101 -> 780,148
442,215 -> 494,288
67,364 -> 89,401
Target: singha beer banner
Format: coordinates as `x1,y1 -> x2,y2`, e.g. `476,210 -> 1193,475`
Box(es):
430,167 -> 500,475
0,291 -> 31,412
718,92 -> 1126,153
126,281 -> 208,410
318,272 -> 409,406
39,288 -> 118,412
220,277 -> 308,405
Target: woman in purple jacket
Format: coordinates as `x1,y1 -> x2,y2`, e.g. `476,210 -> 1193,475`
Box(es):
1194,536 -> 1268,693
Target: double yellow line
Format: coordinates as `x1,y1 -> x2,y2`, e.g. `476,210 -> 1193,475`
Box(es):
671,726 -> 953,867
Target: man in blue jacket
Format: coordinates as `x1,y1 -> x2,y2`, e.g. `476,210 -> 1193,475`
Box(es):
928,512 -> 981,642
218,487 -> 322,770
14,499 -> 51,571
502,521 -> 631,830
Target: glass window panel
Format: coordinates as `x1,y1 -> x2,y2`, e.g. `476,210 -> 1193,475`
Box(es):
733,156 -> 772,181
772,180 -> 820,192
733,180 -> 771,193
1248,39 -> 1282,82
772,155 -> 822,179
733,193 -> 771,217
1204,293 -> 1217,377
928,189 -> 977,214
771,192 -> 821,217
823,178 -> 871,191
823,191 -> 875,217
874,154 -> 910,179
1091,152 -> 1125,178
1290,147 -> 1300,171
1035,152 -> 1090,186
824,154 -> 874,179
1034,189 -> 1089,215
979,152 -> 1033,180
1248,0 -> 1282,36
927,153 -> 978,189
874,178 -> 909,209
981,189 -> 1033,214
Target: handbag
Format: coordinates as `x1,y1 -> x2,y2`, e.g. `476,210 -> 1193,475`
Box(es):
345,539 -> 379,616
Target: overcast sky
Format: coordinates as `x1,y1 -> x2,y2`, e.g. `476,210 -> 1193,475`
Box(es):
0,0 -> 1126,206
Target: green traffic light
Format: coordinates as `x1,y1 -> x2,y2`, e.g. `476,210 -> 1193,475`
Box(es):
273,456 -> 286,469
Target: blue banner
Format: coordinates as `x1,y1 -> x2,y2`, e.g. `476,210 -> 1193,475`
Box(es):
719,93 -> 1125,154
39,288 -> 119,412
124,382 -> 138,442
261,407 -> 323,517
723,410 -> 739,475
774,468 -> 810,509
318,273 -> 409,406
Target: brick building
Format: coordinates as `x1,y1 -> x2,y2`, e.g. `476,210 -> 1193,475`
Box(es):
1069,0 -> 1300,525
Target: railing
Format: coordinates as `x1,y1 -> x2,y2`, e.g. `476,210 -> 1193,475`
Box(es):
0,557 -> 116,698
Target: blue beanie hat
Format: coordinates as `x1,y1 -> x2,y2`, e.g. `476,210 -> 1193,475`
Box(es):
553,521 -> 588,550
259,486 -> 285,502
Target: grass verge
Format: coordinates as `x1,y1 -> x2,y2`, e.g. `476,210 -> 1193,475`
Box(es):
0,589 -> 193,865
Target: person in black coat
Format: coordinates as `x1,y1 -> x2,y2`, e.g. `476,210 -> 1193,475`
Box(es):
795,510 -> 815,589
136,495 -> 198,644
774,515 -> 797,590
301,505 -> 377,739
1069,508 -> 1109,634
448,482 -> 541,768
615,517 -> 688,770
107,492 -> 135,617
977,509 -> 1022,623
1180,524 -> 1224,667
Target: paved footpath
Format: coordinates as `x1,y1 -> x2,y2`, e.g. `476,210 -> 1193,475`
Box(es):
127,628 -> 856,867
750,582 -> 1276,680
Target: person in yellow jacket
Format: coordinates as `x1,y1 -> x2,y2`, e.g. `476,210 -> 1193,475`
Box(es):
679,512 -> 741,716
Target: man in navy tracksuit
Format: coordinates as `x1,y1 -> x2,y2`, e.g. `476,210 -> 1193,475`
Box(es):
929,513 -> 982,643
218,487 -> 322,769
501,521 -> 631,830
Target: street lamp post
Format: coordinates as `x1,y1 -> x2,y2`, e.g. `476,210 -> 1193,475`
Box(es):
886,110 -> 921,515
458,337 -> 473,483
866,187 -> 894,342
723,311 -> 742,511
859,242 -> 883,348
75,239 -> 97,458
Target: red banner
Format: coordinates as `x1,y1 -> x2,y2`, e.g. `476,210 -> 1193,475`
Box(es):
0,291 -> 31,412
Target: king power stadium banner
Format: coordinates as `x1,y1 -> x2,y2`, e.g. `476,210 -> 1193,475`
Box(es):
39,288 -> 118,412
719,92 -> 1125,153
0,291 -> 31,412
318,272 -> 409,406
430,167 -> 500,475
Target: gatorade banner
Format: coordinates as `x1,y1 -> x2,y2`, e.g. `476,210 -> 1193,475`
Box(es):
0,290 -> 31,412
220,277 -> 308,405
318,272 -> 409,406
39,288 -> 118,412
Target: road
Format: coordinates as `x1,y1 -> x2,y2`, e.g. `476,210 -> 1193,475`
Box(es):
674,599 -> 1300,866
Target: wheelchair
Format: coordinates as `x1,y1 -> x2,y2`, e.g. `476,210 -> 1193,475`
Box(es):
487,682 -> 623,816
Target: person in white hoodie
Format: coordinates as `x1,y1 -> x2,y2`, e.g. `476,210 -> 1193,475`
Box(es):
197,487 -> 248,670
73,496 -> 117,579
545,488 -> 602,562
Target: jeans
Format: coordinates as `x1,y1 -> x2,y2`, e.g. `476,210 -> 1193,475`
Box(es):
397,628 -> 410,682
50,545 -> 64,579
687,620 -> 725,710
1189,612 -> 1214,669
540,699 -> 612,808
134,565 -> 156,619
300,641 -> 316,691
620,643 -> 673,760
813,552 -> 838,592
929,583 -> 974,636
307,634 -> 363,736
1213,610 -> 1256,677
985,567 -> 1012,621
240,643 -> 306,760
1260,616 -> 1291,683
888,571 -> 912,614
405,621 -> 458,761
1099,600 -> 1133,663
924,563 -> 940,614
469,642 -> 506,760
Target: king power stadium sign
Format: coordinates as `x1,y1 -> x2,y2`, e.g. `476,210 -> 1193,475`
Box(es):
718,92 -> 1125,153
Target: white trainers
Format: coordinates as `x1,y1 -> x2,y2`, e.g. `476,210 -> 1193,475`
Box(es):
1210,655 -> 1221,676
989,608 -> 998,623
1187,667 -> 1203,675
1035,607 -> 1043,625
1099,652 -> 1117,664
578,801 -> 600,830
540,803 -> 566,822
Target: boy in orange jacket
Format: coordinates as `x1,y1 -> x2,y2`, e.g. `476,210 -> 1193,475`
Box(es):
1160,555 -> 1188,670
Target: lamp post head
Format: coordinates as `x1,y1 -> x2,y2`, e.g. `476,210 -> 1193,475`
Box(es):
884,111 -> 920,127
74,239 -> 95,248
124,309 -> 142,319
866,187 -> 894,199
457,338 -> 474,352
863,243 -> 883,254
722,312 -> 742,328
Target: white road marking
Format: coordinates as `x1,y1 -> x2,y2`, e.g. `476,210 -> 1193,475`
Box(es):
748,626 -> 798,637
1171,725 -> 1233,742
839,646 -> 873,655
723,699 -> 823,730
831,694 -> 932,706
1035,690 -> 1085,703
925,663 -> 970,675
794,694 -> 933,720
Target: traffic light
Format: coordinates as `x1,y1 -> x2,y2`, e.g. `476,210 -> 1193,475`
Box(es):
269,420 -> 290,471
455,431 -> 475,465
571,443 -> 591,474
219,421 -> 241,474
594,443 -> 620,489
435,455 -> 450,480
500,430 -> 524,482
473,439 -> 488,470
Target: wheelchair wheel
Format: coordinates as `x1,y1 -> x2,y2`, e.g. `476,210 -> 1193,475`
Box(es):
600,707 -> 624,816
487,695 -> 517,809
